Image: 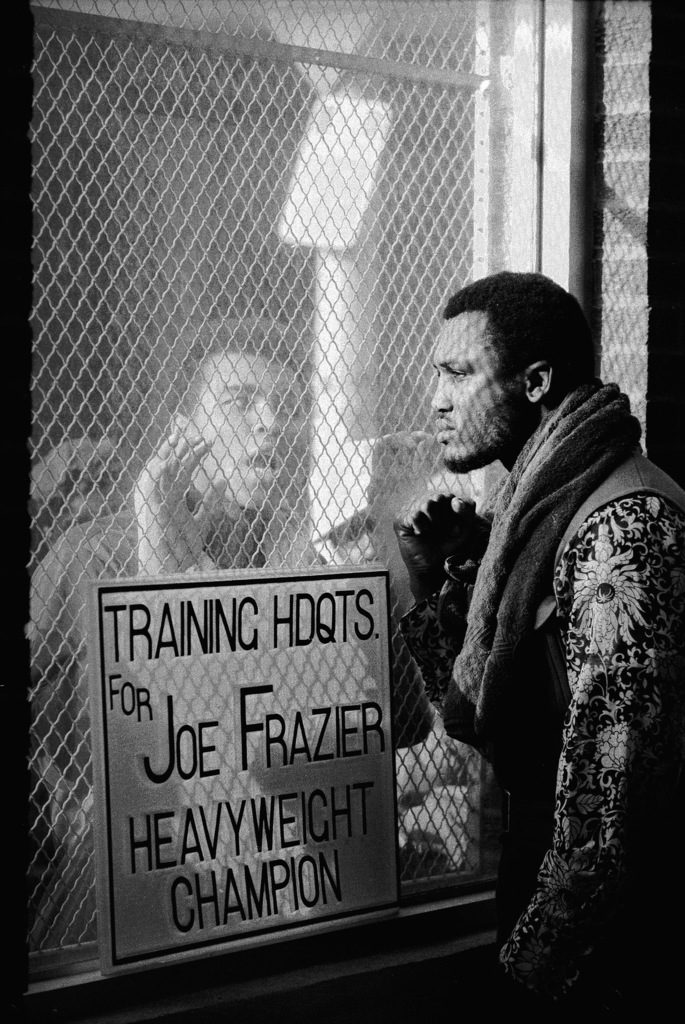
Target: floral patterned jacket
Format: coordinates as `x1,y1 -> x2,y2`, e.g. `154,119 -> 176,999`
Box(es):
401,493 -> 685,1000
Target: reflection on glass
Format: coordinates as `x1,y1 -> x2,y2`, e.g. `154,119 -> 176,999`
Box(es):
28,318 -> 313,948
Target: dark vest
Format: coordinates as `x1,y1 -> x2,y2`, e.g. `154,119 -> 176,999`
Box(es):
492,453 -> 685,952
494,451 -> 685,816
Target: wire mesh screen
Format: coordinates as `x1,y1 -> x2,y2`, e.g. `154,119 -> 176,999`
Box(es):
28,0 -> 528,966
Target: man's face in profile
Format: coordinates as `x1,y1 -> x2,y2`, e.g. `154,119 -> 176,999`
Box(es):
190,350 -> 306,510
431,310 -> 531,472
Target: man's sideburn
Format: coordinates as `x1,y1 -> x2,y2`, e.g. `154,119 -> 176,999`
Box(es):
442,374 -> 535,474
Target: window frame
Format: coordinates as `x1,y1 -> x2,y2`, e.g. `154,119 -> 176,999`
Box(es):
24,0 -> 593,999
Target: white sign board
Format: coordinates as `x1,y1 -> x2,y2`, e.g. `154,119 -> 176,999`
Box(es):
89,567 -> 398,973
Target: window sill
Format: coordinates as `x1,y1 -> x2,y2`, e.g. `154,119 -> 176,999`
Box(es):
24,888 -> 497,1022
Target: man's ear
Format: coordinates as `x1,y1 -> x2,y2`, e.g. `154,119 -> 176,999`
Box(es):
523,361 -> 553,405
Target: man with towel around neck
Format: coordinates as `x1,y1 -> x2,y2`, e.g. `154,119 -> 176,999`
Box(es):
394,271 -> 685,1012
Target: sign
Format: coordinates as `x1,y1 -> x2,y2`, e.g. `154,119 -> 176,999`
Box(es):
88,567 -> 398,972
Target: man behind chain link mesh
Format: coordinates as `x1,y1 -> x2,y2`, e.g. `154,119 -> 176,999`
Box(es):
28,318 -> 314,946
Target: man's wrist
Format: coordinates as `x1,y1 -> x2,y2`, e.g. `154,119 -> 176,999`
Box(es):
409,567 -> 446,603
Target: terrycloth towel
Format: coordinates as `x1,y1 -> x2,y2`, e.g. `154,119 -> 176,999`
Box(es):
443,382 -> 642,745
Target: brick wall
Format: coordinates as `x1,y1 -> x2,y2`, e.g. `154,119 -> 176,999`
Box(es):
593,1 -> 685,486
592,0 -> 651,431
646,2 -> 685,486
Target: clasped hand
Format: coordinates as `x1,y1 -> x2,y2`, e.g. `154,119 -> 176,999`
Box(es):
393,494 -> 479,602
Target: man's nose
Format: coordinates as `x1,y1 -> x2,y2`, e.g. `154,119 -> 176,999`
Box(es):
431,376 -> 452,413
249,396 -> 278,435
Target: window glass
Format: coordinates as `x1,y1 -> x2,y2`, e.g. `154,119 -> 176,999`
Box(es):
29,0 -> 549,972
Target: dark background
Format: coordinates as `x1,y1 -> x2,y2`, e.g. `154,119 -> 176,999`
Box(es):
6,1 -> 685,1020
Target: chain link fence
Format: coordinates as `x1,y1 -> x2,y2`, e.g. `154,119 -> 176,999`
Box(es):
27,0 -> 532,967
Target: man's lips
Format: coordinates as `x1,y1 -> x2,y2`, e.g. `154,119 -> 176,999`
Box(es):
436,423 -> 456,444
244,449 -> 279,472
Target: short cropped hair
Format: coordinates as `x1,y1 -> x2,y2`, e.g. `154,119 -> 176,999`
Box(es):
443,271 -> 595,402
176,316 -> 309,418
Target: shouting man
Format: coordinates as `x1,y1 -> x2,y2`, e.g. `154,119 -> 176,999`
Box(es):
28,317 -> 314,946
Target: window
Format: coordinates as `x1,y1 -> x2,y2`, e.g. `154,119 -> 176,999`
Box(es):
28,0 -> 585,978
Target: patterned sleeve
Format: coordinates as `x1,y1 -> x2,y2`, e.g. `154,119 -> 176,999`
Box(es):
499,494 -> 685,999
399,574 -> 472,717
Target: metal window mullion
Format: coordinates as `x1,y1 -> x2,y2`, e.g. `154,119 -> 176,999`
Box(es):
539,0 -> 593,307
472,1 -> 491,280
31,4 -> 488,92
508,0 -> 544,272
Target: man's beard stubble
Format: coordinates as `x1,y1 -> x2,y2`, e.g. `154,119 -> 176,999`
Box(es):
439,392 -> 537,475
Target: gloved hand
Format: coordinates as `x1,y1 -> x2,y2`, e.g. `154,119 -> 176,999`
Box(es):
393,494 -> 483,602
